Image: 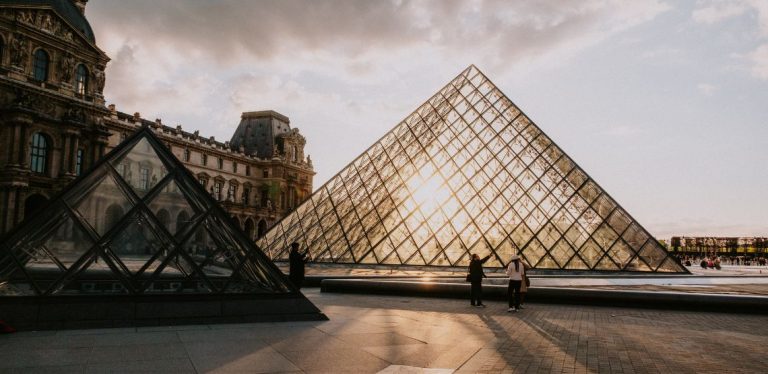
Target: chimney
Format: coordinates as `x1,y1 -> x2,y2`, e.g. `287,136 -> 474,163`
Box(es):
72,0 -> 88,15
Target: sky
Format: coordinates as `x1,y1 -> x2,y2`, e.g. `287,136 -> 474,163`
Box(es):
85,0 -> 768,239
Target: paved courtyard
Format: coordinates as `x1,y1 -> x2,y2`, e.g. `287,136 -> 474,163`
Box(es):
1,289 -> 767,373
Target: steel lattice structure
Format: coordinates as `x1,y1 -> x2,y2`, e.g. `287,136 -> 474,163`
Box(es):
259,65 -> 686,273
0,127 -> 302,296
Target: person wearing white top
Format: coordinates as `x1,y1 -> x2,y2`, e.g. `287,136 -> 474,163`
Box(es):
506,254 -> 524,312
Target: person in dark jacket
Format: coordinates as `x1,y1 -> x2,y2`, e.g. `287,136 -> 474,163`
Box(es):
288,242 -> 309,289
468,253 -> 491,307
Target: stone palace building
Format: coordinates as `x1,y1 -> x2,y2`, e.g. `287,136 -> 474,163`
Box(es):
0,0 -> 314,239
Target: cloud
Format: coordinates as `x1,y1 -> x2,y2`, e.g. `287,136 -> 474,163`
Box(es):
697,82 -> 717,95
86,0 -> 672,183
693,0 -> 768,35
747,43 -> 768,79
692,1 -> 768,81
89,0 -> 671,69
692,1 -> 749,25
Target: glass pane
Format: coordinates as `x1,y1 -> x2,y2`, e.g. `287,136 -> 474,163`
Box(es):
550,239 -> 575,267
608,240 -> 634,270
657,257 -> 685,273
622,223 -> 649,251
183,225 -> 235,283
107,212 -> 173,274
144,255 -> 211,294
23,213 -> 94,271
580,239 -> 603,269
639,241 -> 668,270
521,238 -> 546,266
72,172 -> 134,236
111,137 -> 169,197
607,208 -> 632,235
146,179 -> 198,235
50,254 -> 130,295
594,254 -> 619,271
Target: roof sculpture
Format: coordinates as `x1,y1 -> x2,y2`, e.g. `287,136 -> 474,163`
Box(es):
258,65 -> 687,273
0,0 -> 96,43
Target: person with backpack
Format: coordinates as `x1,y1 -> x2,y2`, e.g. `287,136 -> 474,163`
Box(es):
506,254 -> 525,312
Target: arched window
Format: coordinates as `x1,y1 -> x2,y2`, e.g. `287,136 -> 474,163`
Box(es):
30,133 -> 49,174
257,219 -> 267,239
0,37 -> 4,64
33,49 -> 49,81
244,219 -> 255,240
75,64 -> 88,94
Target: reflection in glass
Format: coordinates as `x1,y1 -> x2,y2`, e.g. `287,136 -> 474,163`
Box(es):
0,130 -> 297,296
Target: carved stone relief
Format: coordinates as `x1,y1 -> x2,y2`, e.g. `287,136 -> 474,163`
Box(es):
58,53 -> 74,83
11,88 -> 56,116
92,66 -> 105,94
10,34 -> 28,68
12,9 -> 75,42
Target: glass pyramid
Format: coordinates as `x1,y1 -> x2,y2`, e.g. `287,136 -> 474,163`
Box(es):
0,127 -> 301,296
258,65 -> 687,273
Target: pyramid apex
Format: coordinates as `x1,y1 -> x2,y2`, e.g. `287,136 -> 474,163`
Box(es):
465,64 -> 483,73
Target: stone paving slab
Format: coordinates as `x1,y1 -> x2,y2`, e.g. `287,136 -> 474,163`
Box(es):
1,289 -> 767,373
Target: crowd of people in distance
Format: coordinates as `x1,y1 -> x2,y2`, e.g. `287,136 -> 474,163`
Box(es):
678,254 -> 768,269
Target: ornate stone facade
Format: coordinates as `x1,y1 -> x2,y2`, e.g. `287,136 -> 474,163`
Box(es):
0,0 -> 314,239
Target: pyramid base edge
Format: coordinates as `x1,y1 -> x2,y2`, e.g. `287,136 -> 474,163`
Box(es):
0,293 -> 328,331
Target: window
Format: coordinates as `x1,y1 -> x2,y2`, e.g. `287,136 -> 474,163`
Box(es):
243,187 -> 251,205
120,132 -> 127,142
201,154 -> 207,166
260,187 -> 270,207
139,167 -> 150,190
183,149 -> 190,162
227,184 -> 236,201
30,133 -> 49,174
33,49 -> 49,81
233,161 -> 238,173
213,182 -> 222,201
218,158 -> 223,169
262,169 -> 269,178
75,64 -> 88,94
245,165 -> 251,176
198,177 -> 207,187
75,149 -> 84,176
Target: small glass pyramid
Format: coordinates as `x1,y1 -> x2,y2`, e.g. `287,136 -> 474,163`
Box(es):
258,65 -> 687,273
0,127 -> 299,296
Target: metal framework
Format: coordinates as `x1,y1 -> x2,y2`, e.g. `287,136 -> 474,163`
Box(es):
0,127 -> 298,296
259,65 -> 687,273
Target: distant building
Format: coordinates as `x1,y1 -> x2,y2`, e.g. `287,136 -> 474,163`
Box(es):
670,236 -> 767,255
0,0 -> 313,238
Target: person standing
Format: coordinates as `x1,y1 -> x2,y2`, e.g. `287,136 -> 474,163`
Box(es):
506,254 -> 525,312
288,242 -> 309,290
468,253 -> 491,307
519,262 -> 529,309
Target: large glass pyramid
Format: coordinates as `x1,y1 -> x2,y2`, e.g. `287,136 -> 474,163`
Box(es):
258,66 -> 687,273
0,127 -> 308,297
